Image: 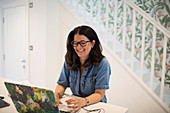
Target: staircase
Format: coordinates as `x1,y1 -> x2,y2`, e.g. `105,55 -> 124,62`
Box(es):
59,0 -> 170,112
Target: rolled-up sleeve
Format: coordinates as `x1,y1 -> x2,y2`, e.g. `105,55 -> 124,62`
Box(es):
95,58 -> 111,90
57,61 -> 70,87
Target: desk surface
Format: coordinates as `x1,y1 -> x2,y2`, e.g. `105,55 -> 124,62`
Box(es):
0,78 -> 128,113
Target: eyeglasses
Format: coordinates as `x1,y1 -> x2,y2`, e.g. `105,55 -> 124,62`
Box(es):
71,40 -> 91,47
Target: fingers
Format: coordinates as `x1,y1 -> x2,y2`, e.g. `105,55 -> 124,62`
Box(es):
65,97 -> 77,104
67,104 -> 81,112
58,100 -> 63,104
65,97 -> 83,111
72,107 -> 80,112
56,99 -> 63,106
55,96 -> 63,105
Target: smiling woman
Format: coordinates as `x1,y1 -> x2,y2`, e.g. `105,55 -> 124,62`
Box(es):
54,25 -> 111,112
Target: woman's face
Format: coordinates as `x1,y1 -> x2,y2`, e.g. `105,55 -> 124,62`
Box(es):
73,34 -> 95,62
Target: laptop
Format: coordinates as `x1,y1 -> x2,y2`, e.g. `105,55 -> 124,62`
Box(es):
4,82 -> 72,113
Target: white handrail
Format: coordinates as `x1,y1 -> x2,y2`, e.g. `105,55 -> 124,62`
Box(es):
126,0 -> 170,38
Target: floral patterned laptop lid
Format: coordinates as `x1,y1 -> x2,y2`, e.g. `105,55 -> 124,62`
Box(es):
4,82 -> 59,113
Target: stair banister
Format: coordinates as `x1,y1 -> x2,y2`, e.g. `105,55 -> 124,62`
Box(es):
160,36 -> 167,100
70,0 -> 72,10
131,9 -> 136,71
113,0 -> 118,53
126,0 -> 170,106
97,0 -> 101,37
76,0 -> 79,16
126,0 -> 170,38
122,0 -> 127,62
150,27 -> 156,89
105,0 -> 109,45
140,18 -> 145,80
90,0 -> 93,25
83,0 -> 85,23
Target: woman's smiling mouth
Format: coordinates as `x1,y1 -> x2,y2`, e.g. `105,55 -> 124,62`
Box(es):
77,49 -> 85,52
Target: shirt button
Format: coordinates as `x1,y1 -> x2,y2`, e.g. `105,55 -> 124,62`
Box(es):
83,76 -> 86,79
81,84 -> 83,86
90,79 -> 93,82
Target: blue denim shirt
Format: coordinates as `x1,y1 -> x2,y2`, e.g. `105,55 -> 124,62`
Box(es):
57,57 -> 111,103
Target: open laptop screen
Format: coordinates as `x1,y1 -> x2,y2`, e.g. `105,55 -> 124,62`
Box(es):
4,82 -> 59,113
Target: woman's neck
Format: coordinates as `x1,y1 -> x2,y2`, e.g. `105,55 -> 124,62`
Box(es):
80,58 -> 87,65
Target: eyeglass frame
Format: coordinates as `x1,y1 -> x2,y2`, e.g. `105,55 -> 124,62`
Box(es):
71,40 -> 91,47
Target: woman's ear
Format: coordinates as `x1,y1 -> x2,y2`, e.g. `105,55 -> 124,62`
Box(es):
92,40 -> 95,48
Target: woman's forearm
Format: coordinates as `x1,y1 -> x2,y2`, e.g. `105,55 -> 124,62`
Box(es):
85,89 -> 105,105
55,84 -> 66,98
65,89 -> 106,111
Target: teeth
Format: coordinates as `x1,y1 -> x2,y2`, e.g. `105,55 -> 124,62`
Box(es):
78,49 -> 84,52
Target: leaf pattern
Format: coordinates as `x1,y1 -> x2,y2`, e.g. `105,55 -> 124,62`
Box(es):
5,82 -> 59,113
79,0 -> 170,87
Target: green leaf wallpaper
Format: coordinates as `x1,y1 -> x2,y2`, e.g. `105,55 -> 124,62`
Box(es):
79,0 -> 170,88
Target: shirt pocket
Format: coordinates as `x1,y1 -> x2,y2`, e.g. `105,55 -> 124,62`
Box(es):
69,73 -> 76,83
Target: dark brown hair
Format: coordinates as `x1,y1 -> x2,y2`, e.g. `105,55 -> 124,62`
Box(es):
65,25 -> 104,71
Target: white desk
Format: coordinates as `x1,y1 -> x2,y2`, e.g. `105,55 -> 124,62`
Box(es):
0,78 -> 128,113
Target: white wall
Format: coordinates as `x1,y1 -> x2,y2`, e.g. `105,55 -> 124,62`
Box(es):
0,8 -> 3,76
45,0 -> 60,90
28,0 -> 75,90
0,0 -> 61,89
0,0 -> 57,88
28,0 -> 81,91
29,0 -> 46,87
45,0 -> 82,90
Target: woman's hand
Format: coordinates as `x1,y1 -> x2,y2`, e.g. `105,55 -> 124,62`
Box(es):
55,93 -> 63,105
65,97 -> 86,111
54,85 -> 66,105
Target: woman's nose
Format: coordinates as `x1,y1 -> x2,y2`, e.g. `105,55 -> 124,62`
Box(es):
77,43 -> 82,48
